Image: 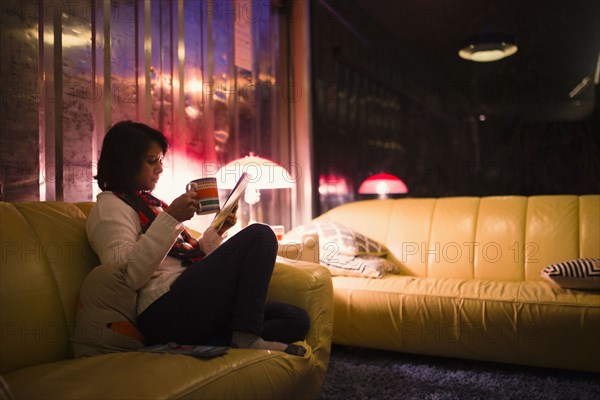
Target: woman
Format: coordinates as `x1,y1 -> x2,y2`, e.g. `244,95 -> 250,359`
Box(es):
84,120 -> 308,355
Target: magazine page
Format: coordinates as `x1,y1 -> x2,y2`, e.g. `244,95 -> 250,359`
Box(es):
139,342 -> 230,358
208,172 -> 249,232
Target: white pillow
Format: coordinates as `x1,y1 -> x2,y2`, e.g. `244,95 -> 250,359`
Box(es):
540,258 -> 600,290
287,221 -> 399,277
288,221 -> 386,255
321,253 -> 396,278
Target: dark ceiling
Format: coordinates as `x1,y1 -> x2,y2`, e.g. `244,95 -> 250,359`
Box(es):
352,0 -> 600,121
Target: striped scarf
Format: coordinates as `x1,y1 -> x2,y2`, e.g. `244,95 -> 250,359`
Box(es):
114,191 -> 205,266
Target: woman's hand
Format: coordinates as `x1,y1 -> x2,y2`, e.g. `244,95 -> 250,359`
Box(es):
217,204 -> 238,236
165,191 -> 199,222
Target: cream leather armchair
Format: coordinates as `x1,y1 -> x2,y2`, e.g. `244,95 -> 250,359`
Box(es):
0,201 -> 333,399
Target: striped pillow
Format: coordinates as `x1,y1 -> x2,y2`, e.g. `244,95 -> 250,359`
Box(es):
321,254 -> 396,278
540,258 -> 600,290
289,221 -> 388,256
285,221 -> 399,277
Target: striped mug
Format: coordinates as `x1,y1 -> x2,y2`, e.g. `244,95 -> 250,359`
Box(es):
186,177 -> 220,215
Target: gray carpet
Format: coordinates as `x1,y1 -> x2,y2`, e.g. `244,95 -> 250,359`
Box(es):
319,345 -> 600,400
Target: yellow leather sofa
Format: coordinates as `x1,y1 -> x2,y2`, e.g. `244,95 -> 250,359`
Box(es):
0,201 -> 334,399
314,195 -> 600,372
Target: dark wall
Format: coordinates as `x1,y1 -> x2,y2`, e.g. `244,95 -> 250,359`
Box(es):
311,0 -> 599,215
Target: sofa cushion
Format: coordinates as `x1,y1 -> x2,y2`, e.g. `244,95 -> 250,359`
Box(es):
72,263 -> 146,357
540,258 -> 600,290
4,348 -> 315,400
330,275 -> 600,372
0,202 -> 98,373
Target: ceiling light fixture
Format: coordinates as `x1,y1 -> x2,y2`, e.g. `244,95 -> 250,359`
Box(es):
569,77 -> 591,98
459,32 -> 518,62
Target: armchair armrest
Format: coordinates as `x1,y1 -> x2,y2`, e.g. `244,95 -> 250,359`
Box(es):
267,259 -> 333,392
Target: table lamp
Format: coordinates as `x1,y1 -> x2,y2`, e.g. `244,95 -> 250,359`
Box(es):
358,173 -> 408,199
214,153 -> 294,224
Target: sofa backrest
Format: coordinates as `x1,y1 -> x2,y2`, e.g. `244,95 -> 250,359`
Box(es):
0,201 -> 98,374
316,195 -> 599,281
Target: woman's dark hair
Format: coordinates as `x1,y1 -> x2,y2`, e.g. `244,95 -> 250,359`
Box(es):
95,120 -> 169,192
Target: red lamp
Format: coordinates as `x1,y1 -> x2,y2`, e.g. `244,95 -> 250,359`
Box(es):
358,173 -> 408,199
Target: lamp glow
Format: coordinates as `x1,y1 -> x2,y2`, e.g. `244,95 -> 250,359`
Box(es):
358,173 -> 408,199
459,33 -> 518,62
214,153 -> 293,224
375,181 -> 390,195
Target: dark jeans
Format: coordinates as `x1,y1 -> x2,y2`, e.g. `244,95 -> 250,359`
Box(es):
138,223 -> 310,346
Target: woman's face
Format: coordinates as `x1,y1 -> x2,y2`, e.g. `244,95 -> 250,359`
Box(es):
134,141 -> 164,191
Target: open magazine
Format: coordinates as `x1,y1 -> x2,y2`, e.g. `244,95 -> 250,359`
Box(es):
208,172 -> 249,232
138,342 -> 229,358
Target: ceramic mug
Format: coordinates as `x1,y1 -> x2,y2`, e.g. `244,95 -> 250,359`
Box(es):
270,225 -> 285,241
186,177 -> 220,215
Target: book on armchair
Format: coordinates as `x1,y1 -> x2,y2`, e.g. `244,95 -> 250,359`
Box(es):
138,342 -> 230,358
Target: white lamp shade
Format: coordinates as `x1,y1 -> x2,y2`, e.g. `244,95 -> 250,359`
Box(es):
358,173 -> 408,195
458,33 -> 518,62
214,153 -> 294,190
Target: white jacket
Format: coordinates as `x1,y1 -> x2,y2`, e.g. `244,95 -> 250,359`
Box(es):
86,191 -> 224,314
